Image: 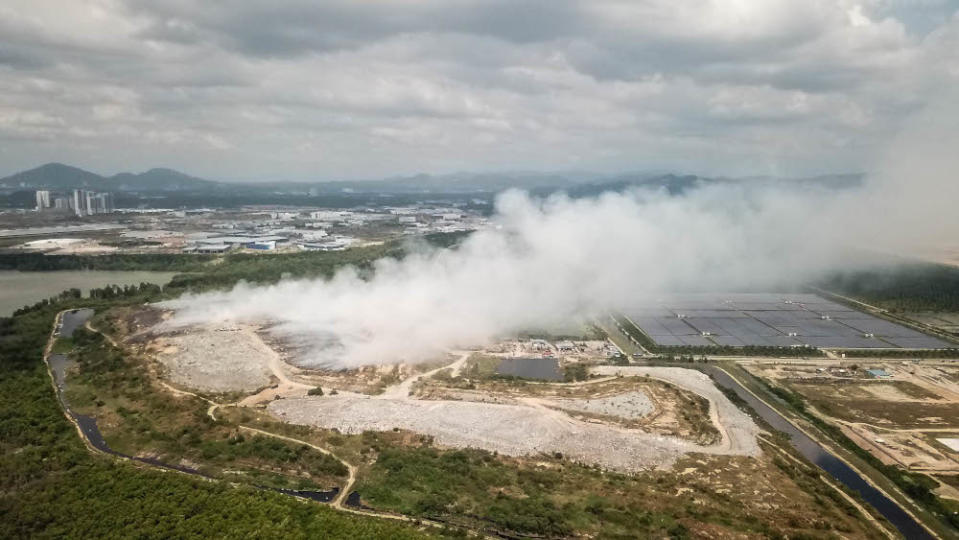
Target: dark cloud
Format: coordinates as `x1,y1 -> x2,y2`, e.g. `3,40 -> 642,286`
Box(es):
126,1 -> 589,56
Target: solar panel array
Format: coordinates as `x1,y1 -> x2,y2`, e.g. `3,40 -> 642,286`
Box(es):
626,293 -> 951,349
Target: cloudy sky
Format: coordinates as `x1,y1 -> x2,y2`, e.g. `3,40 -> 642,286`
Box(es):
1,0 -> 957,181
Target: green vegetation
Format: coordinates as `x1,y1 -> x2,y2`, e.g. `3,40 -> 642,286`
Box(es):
820,263 -> 959,312
165,243 -> 404,292
308,386 -> 325,396
562,363 -> 588,382
50,336 -> 74,354
0,252 -> 213,272
838,348 -> 959,358
0,301 -> 435,539
64,325 -> 347,490
354,444 -> 876,539
460,354 -> 501,379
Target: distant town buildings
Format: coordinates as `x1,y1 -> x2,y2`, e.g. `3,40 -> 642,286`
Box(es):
34,190 -> 51,210
72,189 -> 114,216
14,199 -> 488,257
34,189 -> 114,216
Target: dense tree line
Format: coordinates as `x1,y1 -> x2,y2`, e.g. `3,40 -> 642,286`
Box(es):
839,348 -> 959,358
0,252 -> 211,272
819,263 -> 959,312
0,298 -> 435,539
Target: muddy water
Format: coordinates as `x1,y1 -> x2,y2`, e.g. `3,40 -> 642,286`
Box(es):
59,308 -> 94,337
0,270 -> 177,316
495,357 -> 563,381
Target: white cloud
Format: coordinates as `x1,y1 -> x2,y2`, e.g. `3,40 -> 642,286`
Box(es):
0,0 -> 957,179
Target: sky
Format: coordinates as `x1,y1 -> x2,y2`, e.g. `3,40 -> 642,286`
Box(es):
1,0 -> 958,181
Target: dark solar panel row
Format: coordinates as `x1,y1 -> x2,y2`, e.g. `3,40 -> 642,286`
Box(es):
627,293 -> 952,349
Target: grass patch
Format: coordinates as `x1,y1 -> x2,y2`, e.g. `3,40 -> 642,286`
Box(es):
354,444 -> 882,539
51,336 -> 74,354
784,381 -> 959,429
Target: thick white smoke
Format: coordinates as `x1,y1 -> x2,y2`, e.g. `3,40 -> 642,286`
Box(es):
166,88 -> 959,369
165,185 -> 947,368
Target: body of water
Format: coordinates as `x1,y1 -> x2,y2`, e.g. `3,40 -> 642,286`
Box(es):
59,308 -> 94,337
0,270 -> 177,316
495,357 -> 563,381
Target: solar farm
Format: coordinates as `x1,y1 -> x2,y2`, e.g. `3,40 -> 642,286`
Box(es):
625,293 -> 952,349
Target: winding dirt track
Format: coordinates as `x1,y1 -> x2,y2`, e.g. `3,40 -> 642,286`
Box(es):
51,314 -> 486,538
237,425 -> 357,509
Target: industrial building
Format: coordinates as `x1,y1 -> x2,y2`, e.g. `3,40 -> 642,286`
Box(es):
249,240 -> 276,250
183,234 -> 292,253
299,239 -> 349,251
192,244 -> 231,254
866,368 -> 893,379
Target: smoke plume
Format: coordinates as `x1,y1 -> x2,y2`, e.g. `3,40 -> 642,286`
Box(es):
166,92 -> 958,369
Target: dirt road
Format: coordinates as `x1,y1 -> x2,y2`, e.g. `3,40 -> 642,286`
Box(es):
270,363 -> 760,472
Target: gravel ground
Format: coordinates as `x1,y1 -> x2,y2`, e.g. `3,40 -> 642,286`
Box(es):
591,366 -> 761,456
153,325 -> 273,393
548,391 -> 654,419
268,366 -> 760,471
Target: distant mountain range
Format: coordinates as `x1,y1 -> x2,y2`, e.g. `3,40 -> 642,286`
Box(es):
0,163 -> 221,192
0,162 -> 863,196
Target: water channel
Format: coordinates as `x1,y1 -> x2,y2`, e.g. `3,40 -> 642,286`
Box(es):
49,309 -> 345,504
703,366 -> 934,540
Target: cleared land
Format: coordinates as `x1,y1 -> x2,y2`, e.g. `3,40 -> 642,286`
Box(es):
149,324 -> 273,393
142,318 -> 759,471
549,390 -> 654,419
64,308 -> 893,539
269,365 -> 759,472
747,361 -> 959,476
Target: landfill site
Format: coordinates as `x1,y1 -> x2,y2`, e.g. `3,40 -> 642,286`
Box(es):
132,308 -> 761,472
129,297 -> 959,476
100,299 -> 959,538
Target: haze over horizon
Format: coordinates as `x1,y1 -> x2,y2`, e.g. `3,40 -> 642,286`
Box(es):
2,1 -> 958,181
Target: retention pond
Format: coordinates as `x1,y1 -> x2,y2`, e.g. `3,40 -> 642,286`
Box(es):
495,357 -> 563,381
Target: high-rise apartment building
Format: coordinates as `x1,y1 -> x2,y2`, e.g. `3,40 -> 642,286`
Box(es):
34,190 -> 51,210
